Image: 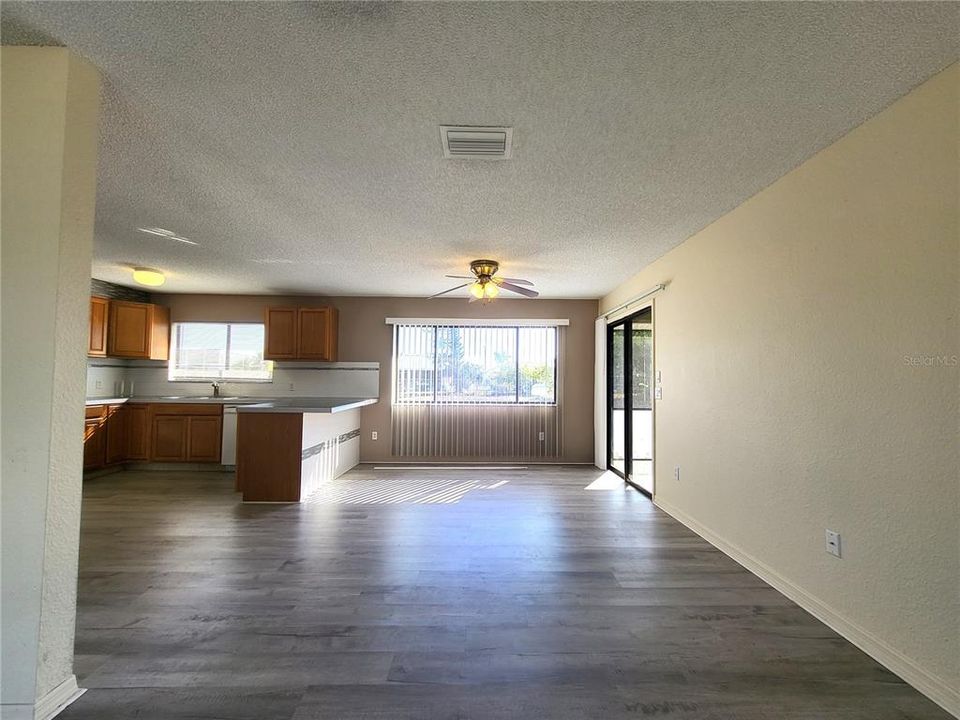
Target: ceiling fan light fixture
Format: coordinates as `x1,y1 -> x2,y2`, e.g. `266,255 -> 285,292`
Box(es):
428,259 -> 537,300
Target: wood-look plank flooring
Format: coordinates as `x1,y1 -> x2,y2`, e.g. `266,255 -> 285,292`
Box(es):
63,466 -> 950,719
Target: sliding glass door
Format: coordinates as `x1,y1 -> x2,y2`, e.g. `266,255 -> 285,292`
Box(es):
607,308 -> 654,495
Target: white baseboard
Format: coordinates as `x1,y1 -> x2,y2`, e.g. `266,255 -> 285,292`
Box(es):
33,676 -> 85,720
654,497 -> 960,719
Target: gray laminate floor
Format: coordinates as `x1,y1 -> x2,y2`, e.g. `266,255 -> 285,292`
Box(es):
63,466 -> 950,719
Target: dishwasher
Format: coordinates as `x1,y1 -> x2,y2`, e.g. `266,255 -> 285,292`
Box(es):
221,405 -> 239,466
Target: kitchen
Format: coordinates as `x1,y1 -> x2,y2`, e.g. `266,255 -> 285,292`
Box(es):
83,280 -> 380,501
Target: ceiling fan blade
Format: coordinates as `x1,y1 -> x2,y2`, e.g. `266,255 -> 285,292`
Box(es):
445,275 -> 475,280
499,277 -> 534,286
498,281 -> 539,298
428,282 -> 470,299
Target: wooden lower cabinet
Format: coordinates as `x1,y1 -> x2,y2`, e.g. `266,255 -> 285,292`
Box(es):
125,404 -> 150,460
83,416 -> 107,470
151,415 -> 189,461
149,404 -> 223,463
187,416 -> 222,462
105,405 -> 127,465
84,402 -> 223,470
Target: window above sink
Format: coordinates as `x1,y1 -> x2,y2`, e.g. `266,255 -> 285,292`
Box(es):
168,323 -> 273,383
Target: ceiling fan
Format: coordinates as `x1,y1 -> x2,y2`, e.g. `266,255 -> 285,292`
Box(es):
429,259 -> 539,301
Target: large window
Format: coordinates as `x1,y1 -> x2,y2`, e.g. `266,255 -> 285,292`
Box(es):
394,325 -> 556,404
168,323 -> 273,382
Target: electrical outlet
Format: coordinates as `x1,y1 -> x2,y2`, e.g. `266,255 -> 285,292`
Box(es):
673,466 -> 680,482
538,431 -> 545,441
288,382 -> 294,392
95,379 -> 103,389
825,530 -> 841,558
371,431 -> 378,441
654,386 -> 663,400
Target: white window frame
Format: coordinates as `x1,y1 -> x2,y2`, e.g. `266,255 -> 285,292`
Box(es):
392,323 -> 558,406
168,322 -> 273,383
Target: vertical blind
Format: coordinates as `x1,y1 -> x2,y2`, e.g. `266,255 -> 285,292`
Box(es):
391,323 -> 563,458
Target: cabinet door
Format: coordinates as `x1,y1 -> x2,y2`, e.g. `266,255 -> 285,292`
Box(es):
264,307 -> 298,359
187,416 -> 222,462
298,307 -> 338,361
151,415 -> 188,461
108,301 -> 151,357
105,405 -> 127,464
88,297 -> 109,357
83,417 -> 106,469
148,304 -> 170,361
125,405 -> 150,460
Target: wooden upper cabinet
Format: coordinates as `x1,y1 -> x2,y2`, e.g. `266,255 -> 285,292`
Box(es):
264,307 -> 298,359
88,297 -> 109,357
264,306 -> 338,361
298,307 -> 338,361
107,300 -> 170,360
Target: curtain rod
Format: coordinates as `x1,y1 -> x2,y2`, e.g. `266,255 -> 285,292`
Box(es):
597,284 -> 665,321
385,318 -> 569,327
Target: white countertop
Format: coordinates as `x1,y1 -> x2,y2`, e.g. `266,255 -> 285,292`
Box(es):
236,397 -> 378,414
85,396 -> 378,411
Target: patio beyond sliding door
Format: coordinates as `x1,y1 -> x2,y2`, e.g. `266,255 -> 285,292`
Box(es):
607,308 -> 653,495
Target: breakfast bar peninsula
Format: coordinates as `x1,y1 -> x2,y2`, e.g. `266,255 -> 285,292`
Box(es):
235,397 -> 376,502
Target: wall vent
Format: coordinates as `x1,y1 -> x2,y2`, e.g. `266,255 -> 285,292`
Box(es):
439,125 -> 513,160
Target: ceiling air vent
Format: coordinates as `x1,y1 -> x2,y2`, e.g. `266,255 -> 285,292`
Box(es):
440,125 -> 513,160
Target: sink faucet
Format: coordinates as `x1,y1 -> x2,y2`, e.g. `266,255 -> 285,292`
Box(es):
211,382 -> 221,398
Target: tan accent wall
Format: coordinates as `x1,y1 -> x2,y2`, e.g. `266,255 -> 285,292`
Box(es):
156,294 -> 599,463
600,64 -> 959,712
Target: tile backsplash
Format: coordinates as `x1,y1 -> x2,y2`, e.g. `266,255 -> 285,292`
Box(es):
91,278 -> 150,302
86,360 -> 379,399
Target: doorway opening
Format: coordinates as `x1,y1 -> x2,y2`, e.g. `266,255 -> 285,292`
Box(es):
607,307 -> 653,496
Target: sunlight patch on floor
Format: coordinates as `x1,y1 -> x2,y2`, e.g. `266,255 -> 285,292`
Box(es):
584,471 -> 627,490
303,475 -> 508,505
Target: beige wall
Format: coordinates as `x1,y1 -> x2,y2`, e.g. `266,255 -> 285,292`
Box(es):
1,48 -> 100,714
157,294 -> 598,463
600,65 -> 959,713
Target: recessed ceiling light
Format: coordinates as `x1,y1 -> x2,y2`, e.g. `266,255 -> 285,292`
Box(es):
132,267 -> 165,287
137,227 -> 198,245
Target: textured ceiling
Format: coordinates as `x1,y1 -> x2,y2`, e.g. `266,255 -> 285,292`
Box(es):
3,2 -> 958,298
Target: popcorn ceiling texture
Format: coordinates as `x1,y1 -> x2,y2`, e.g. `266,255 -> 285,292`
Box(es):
2,2 -> 957,298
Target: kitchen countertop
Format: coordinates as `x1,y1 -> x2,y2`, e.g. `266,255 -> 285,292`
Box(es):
85,396 -> 378,411
236,397 -> 378,414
